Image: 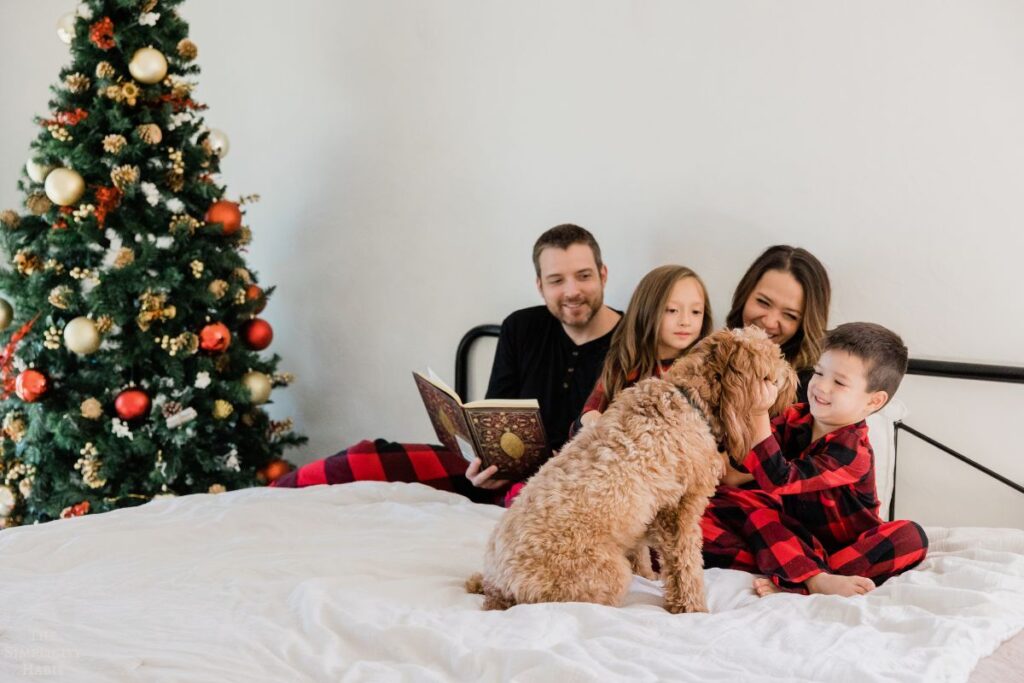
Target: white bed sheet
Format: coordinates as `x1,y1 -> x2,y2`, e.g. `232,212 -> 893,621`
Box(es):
0,482 -> 1020,682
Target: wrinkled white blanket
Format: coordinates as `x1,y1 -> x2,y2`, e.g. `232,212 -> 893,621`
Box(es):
0,483 -> 1020,682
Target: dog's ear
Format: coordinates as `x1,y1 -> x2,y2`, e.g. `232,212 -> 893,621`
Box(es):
662,335 -> 713,387
775,360 -> 799,414
708,333 -> 759,463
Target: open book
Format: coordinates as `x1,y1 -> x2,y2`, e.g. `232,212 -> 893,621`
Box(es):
413,369 -> 550,480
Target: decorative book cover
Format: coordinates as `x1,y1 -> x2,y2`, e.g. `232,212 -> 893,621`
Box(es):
413,373 -> 477,463
412,370 -> 550,479
465,408 -> 549,480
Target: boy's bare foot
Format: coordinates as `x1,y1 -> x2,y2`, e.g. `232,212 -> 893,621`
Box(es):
753,577 -> 780,597
805,572 -> 875,597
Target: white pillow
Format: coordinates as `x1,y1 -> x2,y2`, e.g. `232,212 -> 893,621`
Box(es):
865,399 -> 907,521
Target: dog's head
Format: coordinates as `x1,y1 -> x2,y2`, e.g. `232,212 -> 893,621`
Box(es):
665,326 -> 797,463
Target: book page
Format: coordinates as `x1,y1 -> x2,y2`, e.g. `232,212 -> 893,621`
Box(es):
463,398 -> 539,409
413,368 -> 461,404
454,434 -> 478,463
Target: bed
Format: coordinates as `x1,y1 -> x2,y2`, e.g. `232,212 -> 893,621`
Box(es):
0,481 -> 1020,682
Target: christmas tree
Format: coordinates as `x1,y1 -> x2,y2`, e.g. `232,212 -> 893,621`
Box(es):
0,0 -> 306,525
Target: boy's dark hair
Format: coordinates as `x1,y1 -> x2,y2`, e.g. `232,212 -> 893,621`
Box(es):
822,322 -> 909,402
532,224 -> 603,276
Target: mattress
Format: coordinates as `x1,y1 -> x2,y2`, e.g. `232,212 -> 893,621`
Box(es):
0,482 -> 1020,682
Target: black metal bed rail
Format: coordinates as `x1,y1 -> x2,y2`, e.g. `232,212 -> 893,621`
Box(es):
452,327 -> 1024,516
454,324 -> 500,400
906,359 -> 1024,384
889,358 -> 1024,519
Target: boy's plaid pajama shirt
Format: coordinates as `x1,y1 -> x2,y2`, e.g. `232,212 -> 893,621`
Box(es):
701,403 -> 928,591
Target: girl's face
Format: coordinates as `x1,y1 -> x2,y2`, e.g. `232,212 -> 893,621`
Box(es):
656,277 -> 705,360
741,269 -> 804,346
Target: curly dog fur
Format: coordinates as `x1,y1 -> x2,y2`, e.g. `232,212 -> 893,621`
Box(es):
470,326 -> 796,613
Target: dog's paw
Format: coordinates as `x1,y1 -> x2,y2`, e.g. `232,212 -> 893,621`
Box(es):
664,600 -> 708,614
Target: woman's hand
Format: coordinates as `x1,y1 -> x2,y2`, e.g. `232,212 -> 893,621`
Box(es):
465,458 -> 510,490
579,410 -> 602,428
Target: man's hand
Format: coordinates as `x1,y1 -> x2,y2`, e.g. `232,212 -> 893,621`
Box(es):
465,458 -> 510,490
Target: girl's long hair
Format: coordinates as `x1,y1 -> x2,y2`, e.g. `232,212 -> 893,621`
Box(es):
599,265 -> 713,406
725,245 -> 830,372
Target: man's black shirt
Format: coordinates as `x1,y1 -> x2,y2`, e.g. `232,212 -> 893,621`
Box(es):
485,306 -> 617,455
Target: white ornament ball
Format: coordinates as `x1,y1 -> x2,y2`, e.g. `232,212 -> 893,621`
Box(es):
56,13 -> 76,44
64,316 -> 101,355
128,47 -> 169,85
0,298 -> 12,331
44,168 -> 86,206
242,371 -> 272,405
207,129 -> 230,158
26,158 -> 55,184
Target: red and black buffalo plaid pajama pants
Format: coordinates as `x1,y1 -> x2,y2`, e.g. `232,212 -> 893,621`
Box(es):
701,485 -> 928,592
270,439 -> 500,504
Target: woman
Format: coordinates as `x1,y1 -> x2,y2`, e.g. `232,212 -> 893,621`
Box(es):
726,245 -> 831,403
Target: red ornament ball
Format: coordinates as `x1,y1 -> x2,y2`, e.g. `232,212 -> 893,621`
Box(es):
199,322 -> 232,353
241,318 -> 273,350
114,388 -> 151,421
15,369 -> 48,402
258,459 -> 292,484
245,285 -> 266,313
204,200 -> 242,236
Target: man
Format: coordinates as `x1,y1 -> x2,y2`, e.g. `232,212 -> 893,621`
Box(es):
466,224 -> 621,491
273,224 -> 620,503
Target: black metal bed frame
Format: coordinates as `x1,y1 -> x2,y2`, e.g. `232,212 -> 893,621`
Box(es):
454,325 -> 1024,518
888,359 -> 1024,519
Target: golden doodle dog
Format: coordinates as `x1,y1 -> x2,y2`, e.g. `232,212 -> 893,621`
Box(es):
468,326 -> 796,613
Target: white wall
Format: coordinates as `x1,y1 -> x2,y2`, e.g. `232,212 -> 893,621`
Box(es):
1,1 -> 1021,527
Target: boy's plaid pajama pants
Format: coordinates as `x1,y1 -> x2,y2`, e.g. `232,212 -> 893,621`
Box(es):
701,486 -> 929,592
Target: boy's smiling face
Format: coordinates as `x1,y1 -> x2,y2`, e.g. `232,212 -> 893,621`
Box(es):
807,349 -> 889,432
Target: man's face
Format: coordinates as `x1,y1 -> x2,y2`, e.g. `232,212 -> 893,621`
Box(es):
536,244 -> 607,329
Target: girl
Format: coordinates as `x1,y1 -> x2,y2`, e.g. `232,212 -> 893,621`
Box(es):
500,264 -> 713,508
572,264 -> 714,434
726,245 -> 831,403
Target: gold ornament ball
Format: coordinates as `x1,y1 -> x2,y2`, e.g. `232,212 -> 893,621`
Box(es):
128,47 -> 169,85
242,371 -> 272,405
0,298 -> 12,331
206,128 -> 230,158
56,12 -> 76,44
64,316 -> 101,355
44,168 -> 85,206
26,158 -> 54,184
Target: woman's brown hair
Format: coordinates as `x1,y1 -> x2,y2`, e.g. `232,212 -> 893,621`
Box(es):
599,265 -> 713,406
725,245 -> 830,371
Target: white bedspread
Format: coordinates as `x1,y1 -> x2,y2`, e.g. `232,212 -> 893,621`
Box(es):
0,483 -> 1020,682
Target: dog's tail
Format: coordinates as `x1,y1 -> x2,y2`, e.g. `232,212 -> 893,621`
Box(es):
466,572 -> 517,610
464,572 -> 485,594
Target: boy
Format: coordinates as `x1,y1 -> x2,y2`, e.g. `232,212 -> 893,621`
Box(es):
701,322 -> 928,597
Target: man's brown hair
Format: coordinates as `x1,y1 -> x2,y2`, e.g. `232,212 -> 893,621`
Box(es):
532,224 -> 603,276
822,322 -> 909,402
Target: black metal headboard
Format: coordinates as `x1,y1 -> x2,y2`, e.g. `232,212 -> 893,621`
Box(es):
454,325 -> 1024,516
889,360 -> 1024,518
